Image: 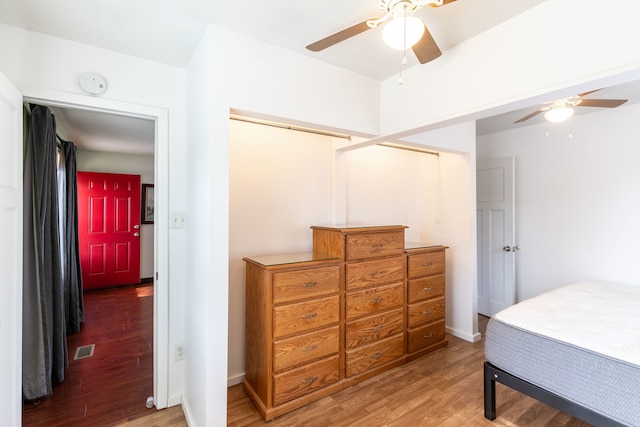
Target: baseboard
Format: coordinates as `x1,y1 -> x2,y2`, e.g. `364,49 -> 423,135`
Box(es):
446,326 -> 481,343
140,277 -> 153,284
227,372 -> 244,387
181,396 -> 194,427
167,394 -> 182,407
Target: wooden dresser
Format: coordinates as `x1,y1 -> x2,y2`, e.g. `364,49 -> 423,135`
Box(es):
243,226 -> 447,420
243,253 -> 344,420
312,225 -> 407,382
405,243 -> 448,360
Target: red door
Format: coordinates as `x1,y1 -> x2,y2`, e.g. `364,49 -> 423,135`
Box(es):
77,172 -> 141,290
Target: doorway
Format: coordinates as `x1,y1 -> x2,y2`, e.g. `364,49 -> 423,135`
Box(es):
21,89 -> 170,412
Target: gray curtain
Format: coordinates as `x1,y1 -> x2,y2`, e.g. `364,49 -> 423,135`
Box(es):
22,104 -> 83,400
59,139 -> 84,334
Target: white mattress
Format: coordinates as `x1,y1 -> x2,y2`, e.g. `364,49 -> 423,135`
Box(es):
494,281 -> 640,367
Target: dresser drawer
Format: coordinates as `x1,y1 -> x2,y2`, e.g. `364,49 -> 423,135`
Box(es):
346,231 -> 405,261
407,320 -> 446,353
346,334 -> 404,377
407,296 -> 445,328
274,295 -> 339,338
273,265 -> 340,305
346,282 -> 403,320
407,250 -> 445,279
346,256 -> 404,291
346,308 -> 404,349
273,326 -> 339,372
273,355 -> 340,406
407,275 -> 445,304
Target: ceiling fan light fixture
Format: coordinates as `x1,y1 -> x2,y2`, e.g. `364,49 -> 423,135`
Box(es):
382,16 -> 425,50
544,106 -> 574,123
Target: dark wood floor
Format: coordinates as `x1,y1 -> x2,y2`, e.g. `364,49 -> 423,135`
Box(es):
22,284 -> 159,427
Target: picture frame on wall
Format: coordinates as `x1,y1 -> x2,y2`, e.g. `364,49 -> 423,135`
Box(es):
142,184 -> 154,224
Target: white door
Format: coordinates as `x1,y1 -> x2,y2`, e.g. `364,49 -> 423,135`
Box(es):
0,71 -> 23,426
477,157 -> 516,317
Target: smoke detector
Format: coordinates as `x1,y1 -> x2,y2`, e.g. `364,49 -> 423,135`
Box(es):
79,72 -> 107,95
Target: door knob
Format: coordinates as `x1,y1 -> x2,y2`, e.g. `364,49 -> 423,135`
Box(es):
503,246 -> 511,252
134,224 -> 140,229
134,232 -> 140,237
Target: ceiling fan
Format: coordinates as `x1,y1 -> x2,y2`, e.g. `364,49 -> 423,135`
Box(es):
514,91 -> 628,124
306,0 -> 456,65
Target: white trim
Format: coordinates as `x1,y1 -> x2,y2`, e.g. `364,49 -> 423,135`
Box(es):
167,394 -> 183,407
227,373 -> 244,388
181,397 -> 195,427
446,326 -> 481,343
1,71 -> 23,427
19,85 -> 171,409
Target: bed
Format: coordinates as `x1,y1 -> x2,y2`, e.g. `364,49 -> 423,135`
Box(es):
483,282 -> 640,426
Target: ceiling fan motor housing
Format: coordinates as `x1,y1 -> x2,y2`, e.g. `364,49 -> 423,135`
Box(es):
379,0 -> 445,15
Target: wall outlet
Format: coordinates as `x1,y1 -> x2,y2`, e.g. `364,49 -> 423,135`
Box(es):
175,343 -> 185,360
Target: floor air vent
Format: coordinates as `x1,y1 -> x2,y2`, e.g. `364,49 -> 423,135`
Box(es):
73,344 -> 95,360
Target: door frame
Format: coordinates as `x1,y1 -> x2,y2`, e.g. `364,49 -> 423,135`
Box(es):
20,85 -> 170,409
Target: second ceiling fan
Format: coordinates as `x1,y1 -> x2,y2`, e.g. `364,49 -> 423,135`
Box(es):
514,90 -> 628,124
306,0 -> 456,65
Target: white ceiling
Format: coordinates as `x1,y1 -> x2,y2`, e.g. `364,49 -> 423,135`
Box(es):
3,0 -> 639,152
1,0 -> 546,80
50,107 -> 155,155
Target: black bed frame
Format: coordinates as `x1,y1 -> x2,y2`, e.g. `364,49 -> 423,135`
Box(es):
483,361 -> 626,427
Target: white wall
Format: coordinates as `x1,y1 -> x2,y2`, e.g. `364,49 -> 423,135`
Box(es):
184,25 -> 382,426
477,104 -> 640,301
228,120 -> 335,384
228,120 -> 452,383
76,150 -> 155,279
401,122 -> 478,341
184,26 -> 221,427
345,144 -> 438,240
346,141 -> 480,341
0,23 -> 187,410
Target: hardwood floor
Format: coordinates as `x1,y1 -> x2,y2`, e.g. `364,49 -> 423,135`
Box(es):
21,284 -> 183,427
227,315 -> 591,427
22,295 -> 591,427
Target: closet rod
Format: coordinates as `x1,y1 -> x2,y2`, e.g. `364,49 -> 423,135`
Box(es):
377,142 -> 439,156
230,115 -> 351,140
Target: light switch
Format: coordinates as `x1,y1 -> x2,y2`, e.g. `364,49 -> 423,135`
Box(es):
170,211 -> 186,229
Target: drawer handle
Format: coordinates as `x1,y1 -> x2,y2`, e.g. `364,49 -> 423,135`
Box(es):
423,287 -> 433,291
424,333 -> 433,339
422,262 -> 433,267
371,297 -> 384,304
371,270 -> 385,276
302,313 -> 318,319
302,344 -> 318,352
301,376 -> 318,384
371,324 -> 385,331
423,309 -> 434,316
302,282 -> 318,288
372,244 -> 383,249
371,352 -> 384,359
